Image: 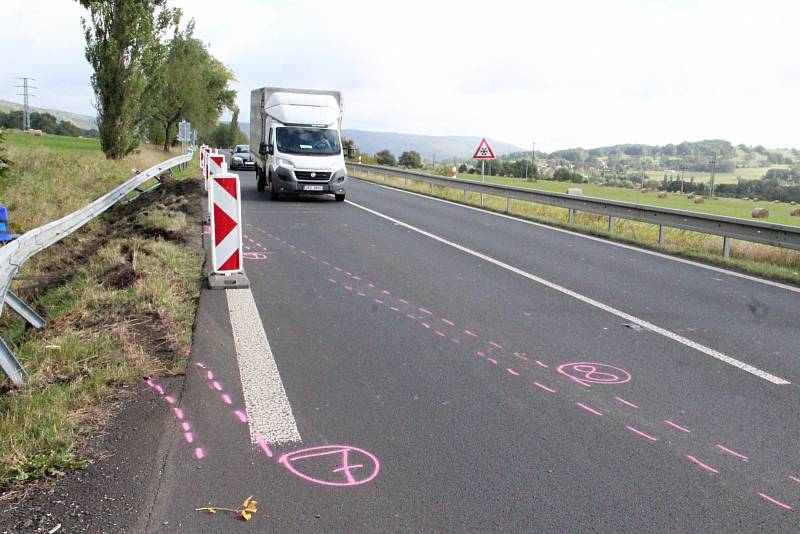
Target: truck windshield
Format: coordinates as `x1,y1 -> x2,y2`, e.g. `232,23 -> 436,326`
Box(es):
275,127 -> 341,156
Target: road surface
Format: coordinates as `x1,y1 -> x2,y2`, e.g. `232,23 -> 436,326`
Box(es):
138,169 -> 800,532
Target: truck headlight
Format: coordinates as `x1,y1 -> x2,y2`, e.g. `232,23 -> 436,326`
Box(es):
276,157 -> 294,170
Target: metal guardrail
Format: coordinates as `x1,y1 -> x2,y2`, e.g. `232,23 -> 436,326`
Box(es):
347,162 -> 800,256
0,151 -> 194,386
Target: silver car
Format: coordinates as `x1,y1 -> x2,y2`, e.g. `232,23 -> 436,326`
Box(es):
230,144 -> 255,170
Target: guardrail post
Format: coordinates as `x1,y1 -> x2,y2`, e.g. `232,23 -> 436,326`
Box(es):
463,187 -> 467,203
723,237 -> 731,259
506,197 -> 511,213
608,216 -> 615,235
659,225 -> 666,246
568,208 -> 574,224
404,176 -> 408,188
0,336 -> 27,386
383,173 -> 387,183
5,291 -> 45,329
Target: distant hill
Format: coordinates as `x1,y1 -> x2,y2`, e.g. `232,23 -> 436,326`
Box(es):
0,100 -> 96,131
235,122 -> 522,159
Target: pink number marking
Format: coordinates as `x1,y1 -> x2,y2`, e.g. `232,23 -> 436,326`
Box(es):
278,445 -> 380,487
557,362 -> 632,387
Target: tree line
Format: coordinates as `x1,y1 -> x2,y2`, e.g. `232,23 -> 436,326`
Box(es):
77,0 -> 236,159
0,110 -> 99,138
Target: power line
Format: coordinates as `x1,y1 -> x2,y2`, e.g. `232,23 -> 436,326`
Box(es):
15,77 -> 37,131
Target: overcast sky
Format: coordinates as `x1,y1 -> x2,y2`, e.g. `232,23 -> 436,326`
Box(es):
2,0 -> 798,151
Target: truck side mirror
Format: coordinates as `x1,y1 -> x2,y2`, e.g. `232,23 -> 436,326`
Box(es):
346,147 -> 357,158
258,142 -> 268,155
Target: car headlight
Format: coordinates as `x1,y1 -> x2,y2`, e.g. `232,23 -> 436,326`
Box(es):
276,157 -> 294,170
233,156 -> 243,163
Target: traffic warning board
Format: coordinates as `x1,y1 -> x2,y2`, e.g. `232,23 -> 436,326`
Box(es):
472,138 -> 496,159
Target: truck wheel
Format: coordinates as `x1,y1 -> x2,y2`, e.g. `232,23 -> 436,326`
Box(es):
334,193 -> 346,202
269,174 -> 280,200
256,168 -> 266,192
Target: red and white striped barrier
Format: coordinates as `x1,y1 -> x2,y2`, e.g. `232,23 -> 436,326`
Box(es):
201,146 -> 213,191
207,153 -> 226,214
199,144 -> 208,175
207,171 -> 249,289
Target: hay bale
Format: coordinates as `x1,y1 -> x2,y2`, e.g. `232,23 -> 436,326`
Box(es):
694,196 -> 704,204
790,201 -> 797,205
751,208 -> 769,218
773,199 -> 781,204
657,191 -> 667,198
687,193 -> 695,199
790,208 -> 800,217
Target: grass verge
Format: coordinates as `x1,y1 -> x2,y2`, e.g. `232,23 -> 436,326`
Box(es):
0,134 -> 203,489
352,170 -> 800,286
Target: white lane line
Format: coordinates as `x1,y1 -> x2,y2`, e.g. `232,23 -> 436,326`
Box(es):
352,178 -> 800,295
346,200 -> 790,386
226,288 -> 302,444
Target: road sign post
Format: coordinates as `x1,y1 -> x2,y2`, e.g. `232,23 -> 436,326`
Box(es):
473,138 -> 496,207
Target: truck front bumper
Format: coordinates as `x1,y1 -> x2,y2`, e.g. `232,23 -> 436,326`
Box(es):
273,167 -> 347,195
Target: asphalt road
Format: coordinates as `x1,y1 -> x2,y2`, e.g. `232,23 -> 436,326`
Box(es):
140,169 -> 800,532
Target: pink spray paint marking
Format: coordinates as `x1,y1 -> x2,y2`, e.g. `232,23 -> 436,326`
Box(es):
488,341 -> 503,350
406,313 -> 416,320
212,381 -> 223,391
758,492 -> 793,510
309,255 -> 317,260
382,290 -> 391,296
476,351 -> 486,357
351,275 -> 361,280
206,370 -> 214,380
435,330 -> 446,337
243,251 -> 268,260
374,299 -> 384,304
234,410 -> 249,423
441,318 -> 455,326
390,306 -> 400,312
686,455 -> 718,474
789,475 -> 800,484
334,266 -> 343,272
533,382 -> 556,393
221,394 -> 232,405
154,384 -> 165,395
344,286 -> 353,291
181,422 -> 191,431
664,420 -> 690,433
164,395 -> 175,404
327,278 -> 337,284
368,283 -> 375,288
184,432 -> 194,444
487,358 -> 498,365
173,407 -> 184,420
194,448 -> 205,459
614,396 -> 639,409
576,402 -> 603,416
344,271 -> 352,276
357,292 -> 366,297
506,368 -> 520,376
716,444 -> 748,462
278,445 -> 380,487
420,322 -> 430,329
450,338 -> 460,344
256,433 -> 273,458
398,298 -> 409,305
557,362 -> 632,387
195,362 -> 207,369
626,426 -> 658,442
464,330 -> 478,338
419,307 -> 432,315
534,359 -> 547,368
515,353 -> 531,362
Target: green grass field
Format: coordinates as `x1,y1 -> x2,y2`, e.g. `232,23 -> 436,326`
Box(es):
455,174 -> 800,227
4,130 -> 101,152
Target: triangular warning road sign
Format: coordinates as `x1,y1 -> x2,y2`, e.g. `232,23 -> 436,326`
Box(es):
472,138 -> 496,159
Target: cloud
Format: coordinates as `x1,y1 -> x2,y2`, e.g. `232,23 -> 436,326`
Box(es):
2,0 -> 798,150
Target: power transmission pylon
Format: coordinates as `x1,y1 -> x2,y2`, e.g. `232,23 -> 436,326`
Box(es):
15,77 -> 37,131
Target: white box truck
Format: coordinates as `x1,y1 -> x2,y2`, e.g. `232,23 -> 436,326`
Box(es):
250,87 -> 353,201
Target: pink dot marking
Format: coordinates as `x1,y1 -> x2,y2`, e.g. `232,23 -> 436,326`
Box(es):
487,358 -> 498,365
441,318 -> 455,326
234,410 -> 248,423
506,368 -> 520,376
256,433 -> 274,458
184,432 -> 194,444
374,299 -> 384,304
155,385 -> 165,395
576,402 -> 603,416
173,407 -> 184,420
435,330 -> 446,337
789,475 -> 800,484
221,394 -> 232,405
464,330 -> 478,338
212,381 -> 223,391
406,314 -> 416,320
181,422 -> 191,431
194,448 -> 205,459
206,370 -> 213,380
420,322 -> 430,329
194,362 -> 206,368
390,306 -> 400,312
533,382 -> 556,393
382,290 -> 391,296
419,307 -> 432,315
758,492 -> 793,510
488,341 -> 503,350
685,455 -> 717,473
534,359 -> 548,367
357,292 -> 366,297
614,396 -> 639,409
327,278 -> 337,284
626,426 -> 658,442
663,420 -> 690,433
164,395 -> 175,404
716,444 -> 748,462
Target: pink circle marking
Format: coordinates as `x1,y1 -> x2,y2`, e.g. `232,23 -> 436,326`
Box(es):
243,251 -> 267,260
278,445 -> 380,487
557,362 -> 632,387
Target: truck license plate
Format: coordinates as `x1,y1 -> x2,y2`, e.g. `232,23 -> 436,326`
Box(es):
303,185 -> 324,191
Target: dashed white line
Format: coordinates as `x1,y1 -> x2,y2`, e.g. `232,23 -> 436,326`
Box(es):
346,200 -> 790,385
226,288 -> 302,445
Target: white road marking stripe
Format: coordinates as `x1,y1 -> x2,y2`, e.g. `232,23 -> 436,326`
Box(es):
226,288 -> 302,444
346,200 -> 790,385
353,178 -> 800,295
